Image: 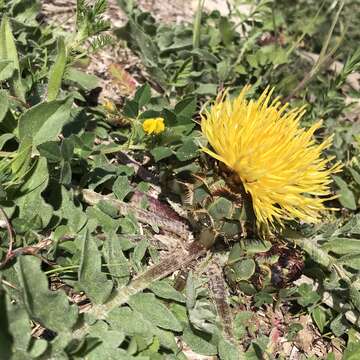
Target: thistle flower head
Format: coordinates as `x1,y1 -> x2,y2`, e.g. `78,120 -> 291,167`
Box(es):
143,117 -> 165,135
201,85 -> 342,231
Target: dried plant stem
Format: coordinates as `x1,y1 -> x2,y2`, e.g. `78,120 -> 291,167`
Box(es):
208,257 -> 241,349
81,189 -> 190,238
73,241 -> 206,337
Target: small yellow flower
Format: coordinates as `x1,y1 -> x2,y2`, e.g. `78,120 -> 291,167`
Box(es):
103,100 -> 116,113
142,117 -> 165,135
201,85 -> 342,231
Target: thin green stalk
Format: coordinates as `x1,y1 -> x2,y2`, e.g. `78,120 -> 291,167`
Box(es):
193,0 -> 205,50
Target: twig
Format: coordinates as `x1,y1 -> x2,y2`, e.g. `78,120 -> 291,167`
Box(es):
82,189 -> 191,239
73,241 -> 206,338
207,256 -> 240,349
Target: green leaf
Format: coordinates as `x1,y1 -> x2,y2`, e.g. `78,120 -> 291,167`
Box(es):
102,230 -> 130,286
113,175 -> 132,201
330,314 -> 348,337
37,141 -> 62,162
194,83 -> 218,95
150,146 -> 173,162
349,167 -> 360,186
28,339 -> 48,358
64,68 -> 100,90
85,321 -> 125,360
7,299 -> 32,353
343,343 -> 360,360
0,287 -> 12,360
78,230 -> 113,304
218,338 -> 240,360
47,36 -> 67,101
108,307 -> 178,351
208,197 -> 233,220
134,83 -> 151,108
123,99 -> 139,118
175,139 -> 199,161
219,16 -> 235,46
0,90 -> 9,123
311,307 -> 327,333
174,97 -> 197,123
56,186 -> 87,233
231,259 -> 256,281
149,280 -> 186,303
10,135 -> 32,183
128,292 -> 183,332
0,60 -> 14,81
18,97 -> 73,147
322,238 -> 360,254
182,325 -> 217,356
333,175 -> 357,210
0,16 -> 25,101
15,256 -> 78,333
297,283 -> 321,307
15,157 -> 53,228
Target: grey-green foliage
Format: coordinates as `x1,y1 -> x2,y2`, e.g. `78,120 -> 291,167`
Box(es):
0,286 -> 12,360
78,230 -> 113,304
15,256 -> 78,333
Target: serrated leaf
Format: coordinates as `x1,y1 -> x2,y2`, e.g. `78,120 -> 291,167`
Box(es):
78,230 -> 113,304
128,292 -> 183,332
18,97 -> 73,146
15,256 -> 78,333
47,36 -> 67,101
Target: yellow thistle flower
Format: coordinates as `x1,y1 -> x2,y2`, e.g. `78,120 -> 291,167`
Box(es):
143,117 -> 165,135
201,85 -> 342,231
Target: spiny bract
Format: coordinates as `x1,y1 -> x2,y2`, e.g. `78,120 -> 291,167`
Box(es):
201,85 -> 342,231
